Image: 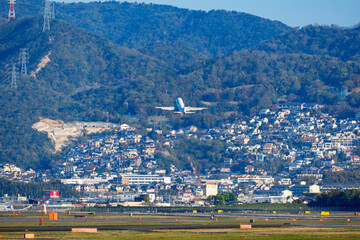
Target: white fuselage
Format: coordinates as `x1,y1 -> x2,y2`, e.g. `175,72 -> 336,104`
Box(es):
175,97 -> 186,114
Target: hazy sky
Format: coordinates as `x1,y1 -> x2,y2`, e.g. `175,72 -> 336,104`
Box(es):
56,0 -> 360,27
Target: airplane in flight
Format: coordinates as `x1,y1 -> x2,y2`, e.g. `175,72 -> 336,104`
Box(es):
156,97 -> 207,114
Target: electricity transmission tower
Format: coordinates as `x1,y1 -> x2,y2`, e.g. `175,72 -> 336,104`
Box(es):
19,48 -> 29,76
8,0 -> 16,22
8,63 -> 19,90
43,0 -> 52,32
51,1 -> 55,19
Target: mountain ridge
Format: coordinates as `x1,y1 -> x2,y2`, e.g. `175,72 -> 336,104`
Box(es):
0,0 -> 291,64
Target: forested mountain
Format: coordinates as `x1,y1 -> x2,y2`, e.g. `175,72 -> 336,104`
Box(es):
138,41 -> 208,69
0,0 -> 290,68
0,18 -> 174,95
0,17 -> 178,168
255,25 -> 360,61
178,25 -> 360,117
179,50 -> 360,116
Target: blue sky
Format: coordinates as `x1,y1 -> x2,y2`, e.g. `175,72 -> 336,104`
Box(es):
56,0 -> 360,27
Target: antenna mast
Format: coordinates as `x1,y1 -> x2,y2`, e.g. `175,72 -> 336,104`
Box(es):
8,0 -> 16,22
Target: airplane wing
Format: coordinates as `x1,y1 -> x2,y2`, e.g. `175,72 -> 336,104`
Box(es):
155,107 -> 175,111
185,106 -> 207,111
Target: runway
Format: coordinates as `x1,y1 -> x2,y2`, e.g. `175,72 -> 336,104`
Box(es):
0,212 -> 359,233
0,223 -> 289,232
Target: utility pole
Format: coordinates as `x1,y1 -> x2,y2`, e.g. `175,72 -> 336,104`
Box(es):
43,0 -> 52,32
9,63 -> 19,90
19,48 -> 29,76
8,0 -> 16,22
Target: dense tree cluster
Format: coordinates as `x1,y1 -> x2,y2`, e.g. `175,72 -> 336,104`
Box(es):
0,177 -> 82,198
310,189 -> 360,208
207,193 -> 237,205
156,138 -> 232,173
322,171 -> 360,185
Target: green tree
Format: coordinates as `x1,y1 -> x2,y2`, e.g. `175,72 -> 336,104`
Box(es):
143,195 -> 151,205
207,193 -> 237,206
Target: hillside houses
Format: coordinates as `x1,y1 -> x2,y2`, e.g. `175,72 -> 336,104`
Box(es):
2,103 -> 359,206
52,104 -> 360,204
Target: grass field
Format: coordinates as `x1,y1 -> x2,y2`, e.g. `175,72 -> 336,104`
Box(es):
1,228 -> 360,239
1,212 -> 360,239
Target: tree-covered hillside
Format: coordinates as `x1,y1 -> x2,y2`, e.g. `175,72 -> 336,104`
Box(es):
0,18 -> 178,168
178,25 -> 360,117
0,18 -> 175,96
0,0 -> 290,63
256,25 -> 360,62
138,41 -> 208,69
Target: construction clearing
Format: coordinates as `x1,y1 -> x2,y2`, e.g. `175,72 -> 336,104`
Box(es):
32,118 -> 121,151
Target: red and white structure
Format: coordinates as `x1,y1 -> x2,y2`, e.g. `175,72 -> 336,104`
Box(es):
8,0 -> 16,22
43,190 -> 59,199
